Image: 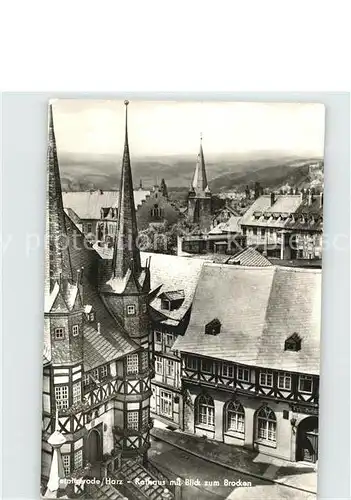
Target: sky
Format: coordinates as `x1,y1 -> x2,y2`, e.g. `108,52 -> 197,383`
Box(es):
52,100 -> 325,159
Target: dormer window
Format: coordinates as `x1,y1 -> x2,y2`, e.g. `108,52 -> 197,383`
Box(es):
160,290 -> 185,311
84,305 -> 95,322
55,327 -> 65,340
284,333 -> 301,352
205,318 -> 221,336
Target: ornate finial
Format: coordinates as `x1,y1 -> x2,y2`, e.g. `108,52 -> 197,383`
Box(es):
124,99 -> 129,106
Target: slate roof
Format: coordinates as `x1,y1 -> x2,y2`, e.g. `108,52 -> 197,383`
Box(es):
140,252 -> 206,325
209,216 -> 242,234
173,264 -> 321,375
62,190 -> 150,220
65,216 -> 139,370
240,194 -> 323,232
226,247 -> 273,267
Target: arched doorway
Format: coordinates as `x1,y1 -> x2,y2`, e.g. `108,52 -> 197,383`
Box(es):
296,416 -> 318,463
86,429 -> 102,465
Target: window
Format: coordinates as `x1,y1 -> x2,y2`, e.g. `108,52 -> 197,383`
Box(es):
161,299 -> 171,311
127,411 -> 139,431
253,228 -> 257,235
186,356 -> 197,370
72,382 -> 81,405
54,386 -> 69,409
141,407 -> 149,429
151,205 -> 164,219
223,364 -> 234,378
155,356 -> 163,375
261,229 -> 266,237
242,227 -> 247,236
155,331 -> 162,343
87,223 -> 92,234
259,370 -> 273,387
126,354 -> 139,374
54,327 -> 65,340
166,359 -> 174,377
165,333 -> 174,347
74,449 -> 83,470
196,394 -> 214,427
142,303 -> 147,313
237,367 -> 250,382
225,400 -> 245,434
141,351 -> 148,371
100,365 -> 108,379
72,325 -> 79,337
62,454 -> 71,476
83,374 -> 90,387
89,312 -> 95,322
201,359 -> 213,374
160,391 -> 172,418
278,372 -> 291,390
93,368 -> 100,380
299,375 -> 313,393
256,406 -> 277,444
127,304 -> 136,316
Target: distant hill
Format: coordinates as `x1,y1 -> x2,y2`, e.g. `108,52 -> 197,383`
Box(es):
209,159 -> 324,192
58,151 -> 320,192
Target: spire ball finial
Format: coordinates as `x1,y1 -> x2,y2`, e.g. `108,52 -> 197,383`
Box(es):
124,99 -> 129,106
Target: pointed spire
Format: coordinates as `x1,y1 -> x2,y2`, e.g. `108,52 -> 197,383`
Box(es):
112,101 -> 141,279
191,133 -> 209,193
45,104 -> 73,297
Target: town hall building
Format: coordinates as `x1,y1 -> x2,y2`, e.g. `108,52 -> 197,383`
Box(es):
42,102 -> 177,500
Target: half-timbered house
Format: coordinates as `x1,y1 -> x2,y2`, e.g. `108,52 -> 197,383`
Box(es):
173,264 -> 321,463
42,102 -> 173,499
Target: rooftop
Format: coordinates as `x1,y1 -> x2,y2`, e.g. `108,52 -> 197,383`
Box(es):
226,247 -> 273,267
62,189 -> 151,220
240,194 -> 323,231
173,263 -> 321,375
141,252 -> 206,325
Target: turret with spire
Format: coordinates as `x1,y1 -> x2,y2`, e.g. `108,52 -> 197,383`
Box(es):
187,134 -> 212,231
44,104 -> 84,365
101,101 -> 151,348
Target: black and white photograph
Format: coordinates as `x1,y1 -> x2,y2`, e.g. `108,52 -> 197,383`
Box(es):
42,99 -> 324,499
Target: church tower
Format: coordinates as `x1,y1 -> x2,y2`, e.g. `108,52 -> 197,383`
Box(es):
187,135 -> 212,230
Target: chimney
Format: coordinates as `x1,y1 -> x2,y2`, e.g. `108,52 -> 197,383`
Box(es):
319,192 -> 323,208
270,192 -> 276,206
97,322 -> 101,334
308,189 -> 313,206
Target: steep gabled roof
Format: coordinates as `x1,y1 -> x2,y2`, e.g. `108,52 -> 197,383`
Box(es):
66,215 -> 139,365
173,264 -> 321,374
62,190 -> 151,220
225,247 -> 273,267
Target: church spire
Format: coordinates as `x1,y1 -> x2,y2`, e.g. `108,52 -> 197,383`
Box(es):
190,133 -> 209,193
45,104 -> 73,297
112,100 -> 141,279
